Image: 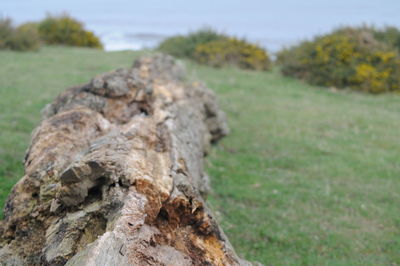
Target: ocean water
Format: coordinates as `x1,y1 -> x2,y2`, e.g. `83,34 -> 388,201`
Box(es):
1,0 -> 400,53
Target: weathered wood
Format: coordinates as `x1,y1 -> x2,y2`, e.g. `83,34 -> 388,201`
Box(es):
0,55 -> 253,265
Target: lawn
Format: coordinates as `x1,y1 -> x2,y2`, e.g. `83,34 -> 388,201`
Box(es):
1,47 -> 399,265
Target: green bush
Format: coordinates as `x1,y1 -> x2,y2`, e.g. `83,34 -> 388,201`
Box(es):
277,27 -> 400,93
0,18 -> 13,49
38,14 -> 102,48
158,28 -> 227,58
10,23 -> 41,51
158,28 -> 271,71
194,38 -> 271,70
373,26 -> 400,51
0,18 -> 40,51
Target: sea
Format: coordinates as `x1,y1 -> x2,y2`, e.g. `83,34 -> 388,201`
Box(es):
1,0 -> 400,53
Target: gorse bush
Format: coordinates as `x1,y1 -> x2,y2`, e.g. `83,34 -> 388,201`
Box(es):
158,28 -> 271,71
277,27 -> 400,93
194,38 -> 271,70
38,14 -> 102,48
0,18 -> 40,51
158,28 -> 226,58
0,15 -> 102,51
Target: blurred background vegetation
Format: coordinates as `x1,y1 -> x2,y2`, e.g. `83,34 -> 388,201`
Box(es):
158,28 -> 271,70
2,13 -> 400,94
277,26 -> 400,93
0,14 -> 102,51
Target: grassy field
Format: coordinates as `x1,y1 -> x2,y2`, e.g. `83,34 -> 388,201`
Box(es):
1,47 -> 399,265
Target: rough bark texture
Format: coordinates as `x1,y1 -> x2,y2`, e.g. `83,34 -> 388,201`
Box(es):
0,55 -> 252,265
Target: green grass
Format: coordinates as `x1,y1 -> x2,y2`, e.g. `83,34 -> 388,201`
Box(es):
1,47 -> 399,265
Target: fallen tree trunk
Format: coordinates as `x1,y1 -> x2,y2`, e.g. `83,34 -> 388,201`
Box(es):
0,55 -> 252,265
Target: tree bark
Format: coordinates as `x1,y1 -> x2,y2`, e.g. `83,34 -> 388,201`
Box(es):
0,55 -> 252,265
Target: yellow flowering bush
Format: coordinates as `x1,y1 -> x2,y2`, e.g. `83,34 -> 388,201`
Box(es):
277,27 -> 400,93
159,29 -> 271,71
38,14 -> 102,49
158,28 -> 227,58
194,38 -> 271,70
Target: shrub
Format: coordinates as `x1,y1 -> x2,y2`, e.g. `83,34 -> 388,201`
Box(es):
38,14 -> 102,48
159,28 -> 271,71
0,18 -> 13,49
158,28 -> 227,58
194,38 -> 271,70
10,23 -> 41,51
0,18 -> 40,51
277,27 -> 400,93
17,22 -> 40,34
373,26 -> 400,51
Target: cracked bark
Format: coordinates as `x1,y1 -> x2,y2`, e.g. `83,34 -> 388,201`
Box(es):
0,54 -> 255,266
